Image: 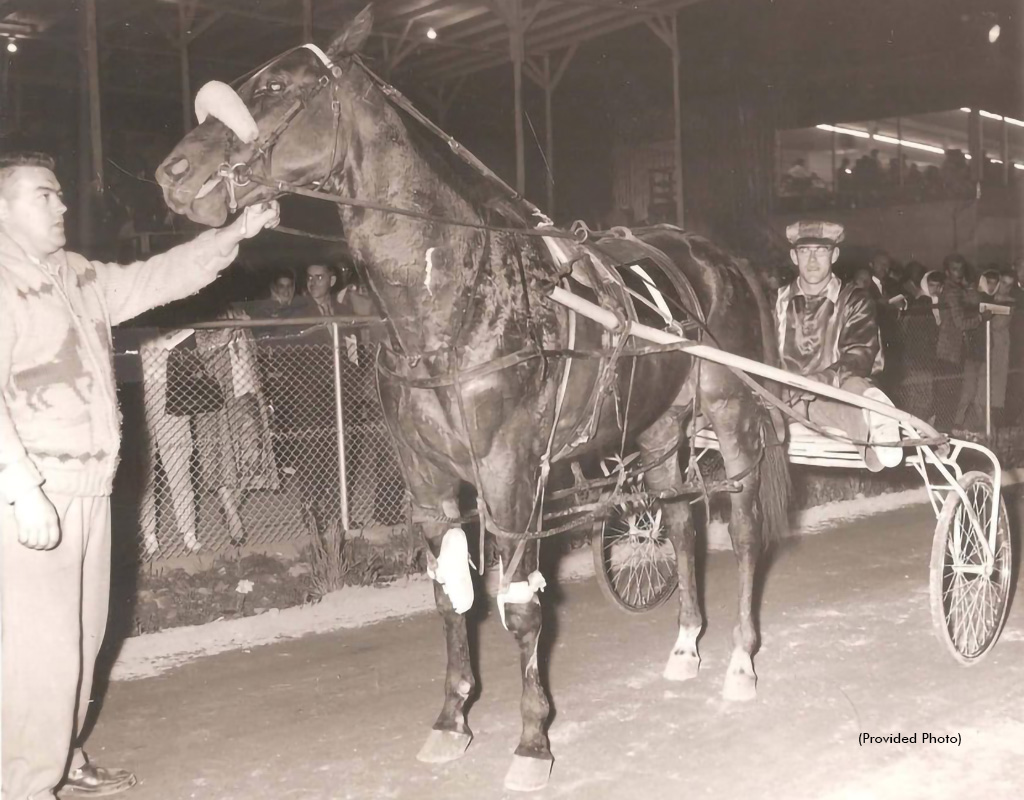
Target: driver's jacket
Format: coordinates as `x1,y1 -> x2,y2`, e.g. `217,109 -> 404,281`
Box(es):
773,273 -> 884,388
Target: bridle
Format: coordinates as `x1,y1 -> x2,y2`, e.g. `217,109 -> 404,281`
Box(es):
217,43 -> 344,213
214,44 -> 584,243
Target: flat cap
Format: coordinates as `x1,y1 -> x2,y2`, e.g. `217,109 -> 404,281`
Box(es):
786,220 -> 845,247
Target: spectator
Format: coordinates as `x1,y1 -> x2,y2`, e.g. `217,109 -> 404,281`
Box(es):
0,151 -> 279,800
294,262 -> 343,321
954,269 -> 1002,433
764,262 -> 795,305
193,308 -> 280,546
934,254 -> 980,431
867,250 -> 906,393
852,266 -> 876,295
139,329 -> 200,557
1006,260 -> 1024,426
893,265 -> 940,422
252,267 -> 297,319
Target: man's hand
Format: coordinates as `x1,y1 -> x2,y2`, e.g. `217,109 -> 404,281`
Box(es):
13,487 -> 60,550
215,200 -> 281,255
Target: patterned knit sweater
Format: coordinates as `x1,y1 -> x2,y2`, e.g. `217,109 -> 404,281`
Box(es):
0,229 -> 238,501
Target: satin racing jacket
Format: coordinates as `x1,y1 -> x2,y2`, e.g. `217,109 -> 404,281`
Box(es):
773,273 -> 884,388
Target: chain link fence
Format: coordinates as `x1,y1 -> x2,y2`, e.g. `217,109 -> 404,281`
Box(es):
882,305 -> 1024,450
113,318 -> 409,561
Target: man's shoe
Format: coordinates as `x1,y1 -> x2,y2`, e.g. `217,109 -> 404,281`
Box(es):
61,764 -> 137,796
863,387 -> 903,470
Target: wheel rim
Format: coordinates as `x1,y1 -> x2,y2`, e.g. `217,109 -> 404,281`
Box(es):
599,506 -> 677,611
939,481 -> 1011,660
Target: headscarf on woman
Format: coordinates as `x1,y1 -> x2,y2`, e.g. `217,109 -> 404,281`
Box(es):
921,270 -> 943,325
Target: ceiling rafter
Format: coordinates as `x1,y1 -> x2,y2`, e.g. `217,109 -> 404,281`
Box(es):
424,0 -> 695,81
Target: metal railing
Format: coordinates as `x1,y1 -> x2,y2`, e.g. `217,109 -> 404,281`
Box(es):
114,316 -> 409,560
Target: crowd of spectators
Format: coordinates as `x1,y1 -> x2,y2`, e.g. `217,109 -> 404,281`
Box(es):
138,260 -> 395,556
779,146 -> 1014,213
768,249 -> 1024,439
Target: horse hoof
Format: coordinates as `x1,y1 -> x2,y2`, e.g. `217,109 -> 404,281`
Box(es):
663,652 -> 700,682
722,672 -> 757,702
504,754 -> 553,792
416,729 -> 472,763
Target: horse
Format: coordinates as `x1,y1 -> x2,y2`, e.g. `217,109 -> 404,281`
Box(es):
156,7 -> 789,791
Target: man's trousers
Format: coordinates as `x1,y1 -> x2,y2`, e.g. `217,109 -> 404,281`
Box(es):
2,494 -> 111,800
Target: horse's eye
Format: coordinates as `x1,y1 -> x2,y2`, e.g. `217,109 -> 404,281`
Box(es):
267,80 -> 284,93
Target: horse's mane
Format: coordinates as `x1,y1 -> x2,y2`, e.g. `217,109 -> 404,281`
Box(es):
378,84 -> 540,230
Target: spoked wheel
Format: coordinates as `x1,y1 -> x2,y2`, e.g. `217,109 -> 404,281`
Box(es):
591,500 -> 678,614
929,471 -> 1013,664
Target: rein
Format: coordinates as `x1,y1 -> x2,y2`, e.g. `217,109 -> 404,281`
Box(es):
208,45 -> 748,544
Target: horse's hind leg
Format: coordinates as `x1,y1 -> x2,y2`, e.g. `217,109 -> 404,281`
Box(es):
703,387 -> 766,702
636,407 -> 703,682
414,479 -> 477,764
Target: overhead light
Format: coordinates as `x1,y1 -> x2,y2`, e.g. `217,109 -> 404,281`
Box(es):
960,107 -> 972,113
426,27 -> 437,40
6,39 -> 17,53
989,24 -> 1001,43
980,110 -> 1003,120
1015,163 -> 1024,170
1005,117 -> 1024,127
815,123 -> 870,139
992,159 -> 1003,164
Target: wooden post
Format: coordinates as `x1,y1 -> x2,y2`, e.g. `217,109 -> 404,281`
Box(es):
509,2 -> 526,197
1001,117 -> 1010,186
179,1 -> 191,135
649,15 -> 685,226
669,15 -> 683,227
968,108 -> 982,184
830,127 -> 836,193
79,0 -> 103,250
532,47 -> 574,218
543,55 -> 555,216
302,0 -> 313,42
896,117 -> 904,187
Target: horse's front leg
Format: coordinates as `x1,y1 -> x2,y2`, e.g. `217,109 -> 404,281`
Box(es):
416,512 -> 477,763
705,390 -> 766,702
493,533 -> 552,792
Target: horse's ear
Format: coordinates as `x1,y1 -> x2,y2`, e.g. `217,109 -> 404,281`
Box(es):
326,5 -> 373,57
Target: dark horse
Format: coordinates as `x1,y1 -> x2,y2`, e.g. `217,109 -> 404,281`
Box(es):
157,7 -> 789,792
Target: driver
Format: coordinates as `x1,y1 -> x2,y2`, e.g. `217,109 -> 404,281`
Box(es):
773,220 -> 902,471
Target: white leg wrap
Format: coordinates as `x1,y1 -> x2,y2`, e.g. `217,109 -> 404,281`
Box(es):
497,559 -> 547,630
425,528 -> 474,613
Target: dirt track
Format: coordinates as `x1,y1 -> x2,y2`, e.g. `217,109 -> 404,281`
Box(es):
87,500 -> 1024,800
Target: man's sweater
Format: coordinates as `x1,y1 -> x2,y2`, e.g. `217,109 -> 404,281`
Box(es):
0,229 -> 238,502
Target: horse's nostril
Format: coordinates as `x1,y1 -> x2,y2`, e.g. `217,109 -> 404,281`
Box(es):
166,156 -> 190,178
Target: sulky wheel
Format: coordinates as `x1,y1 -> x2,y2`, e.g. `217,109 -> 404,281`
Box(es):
929,471 -> 1013,665
591,500 -> 678,614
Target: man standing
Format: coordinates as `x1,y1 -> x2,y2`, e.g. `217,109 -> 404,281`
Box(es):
934,254 -> 980,431
295,262 -> 342,318
774,220 -> 902,471
0,151 -> 280,799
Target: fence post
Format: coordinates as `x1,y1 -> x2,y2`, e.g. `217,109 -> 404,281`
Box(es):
985,316 -> 992,438
331,322 -> 351,530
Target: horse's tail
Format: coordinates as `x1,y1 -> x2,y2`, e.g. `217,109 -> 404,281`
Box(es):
758,435 -> 790,547
732,256 -> 791,547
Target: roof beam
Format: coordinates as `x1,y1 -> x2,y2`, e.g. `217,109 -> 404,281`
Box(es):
425,0 -> 697,81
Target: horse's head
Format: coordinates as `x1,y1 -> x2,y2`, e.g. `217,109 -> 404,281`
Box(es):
156,6 -> 373,226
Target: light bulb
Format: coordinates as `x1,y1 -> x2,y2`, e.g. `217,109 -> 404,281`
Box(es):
426,27 -> 437,40
988,24 -> 1001,43
6,40 -> 17,53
